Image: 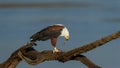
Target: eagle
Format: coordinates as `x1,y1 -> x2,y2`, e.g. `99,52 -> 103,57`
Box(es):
30,24 -> 69,53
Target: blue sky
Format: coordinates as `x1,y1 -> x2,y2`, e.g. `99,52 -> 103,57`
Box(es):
0,0 -> 120,68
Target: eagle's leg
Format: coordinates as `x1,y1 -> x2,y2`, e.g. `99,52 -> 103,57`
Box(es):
51,37 -> 61,53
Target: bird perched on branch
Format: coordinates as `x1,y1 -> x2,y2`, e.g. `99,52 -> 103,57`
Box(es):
30,24 -> 69,53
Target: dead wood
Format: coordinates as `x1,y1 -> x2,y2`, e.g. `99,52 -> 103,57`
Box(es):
0,31 -> 120,68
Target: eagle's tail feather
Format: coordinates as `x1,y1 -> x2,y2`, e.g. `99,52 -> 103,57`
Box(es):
30,39 -> 37,46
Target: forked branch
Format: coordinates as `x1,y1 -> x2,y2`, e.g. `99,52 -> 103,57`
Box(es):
0,31 -> 120,68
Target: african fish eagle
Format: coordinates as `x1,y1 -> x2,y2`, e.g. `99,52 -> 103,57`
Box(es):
30,24 -> 69,53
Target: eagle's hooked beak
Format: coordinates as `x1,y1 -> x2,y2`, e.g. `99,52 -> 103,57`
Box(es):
65,35 -> 69,41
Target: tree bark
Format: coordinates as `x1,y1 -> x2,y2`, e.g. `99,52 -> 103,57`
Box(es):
0,31 -> 120,68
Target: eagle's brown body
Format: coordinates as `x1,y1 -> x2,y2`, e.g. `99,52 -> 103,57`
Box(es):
30,24 -> 69,53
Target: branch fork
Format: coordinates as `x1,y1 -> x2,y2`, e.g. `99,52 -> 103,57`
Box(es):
0,31 -> 120,68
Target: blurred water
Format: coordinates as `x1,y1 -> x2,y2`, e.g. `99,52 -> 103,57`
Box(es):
0,0 -> 120,68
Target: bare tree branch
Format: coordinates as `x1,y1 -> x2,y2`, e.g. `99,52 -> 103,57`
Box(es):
0,31 -> 120,68
61,31 -> 120,60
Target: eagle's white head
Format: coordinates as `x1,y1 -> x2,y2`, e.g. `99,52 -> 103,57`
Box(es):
60,27 -> 69,40
54,24 -> 69,41
53,24 -> 69,41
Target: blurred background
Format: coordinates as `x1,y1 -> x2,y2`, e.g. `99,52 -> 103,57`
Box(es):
0,0 -> 120,68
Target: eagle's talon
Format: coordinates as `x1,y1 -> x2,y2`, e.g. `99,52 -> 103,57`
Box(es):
53,49 -> 61,53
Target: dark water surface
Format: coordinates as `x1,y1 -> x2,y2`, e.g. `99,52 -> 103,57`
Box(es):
0,0 -> 120,68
